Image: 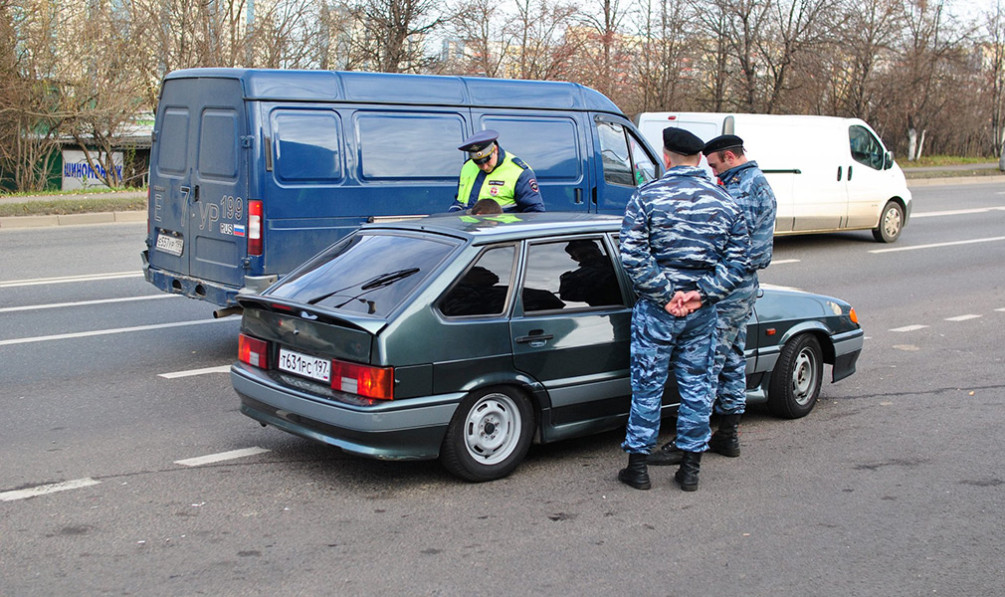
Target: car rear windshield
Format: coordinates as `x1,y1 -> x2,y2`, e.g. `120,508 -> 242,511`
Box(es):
266,231 -> 459,317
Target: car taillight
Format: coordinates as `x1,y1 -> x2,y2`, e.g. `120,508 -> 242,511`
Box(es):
331,359 -> 394,400
248,200 -> 262,256
239,333 -> 269,368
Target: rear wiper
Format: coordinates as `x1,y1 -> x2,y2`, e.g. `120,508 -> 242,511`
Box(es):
360,267 -> 420,290
306,268 -> 420,307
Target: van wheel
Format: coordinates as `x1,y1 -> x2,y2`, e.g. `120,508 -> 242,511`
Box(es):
872,201 -> 904,243
440,387 -> 534,482
767,334 -> 822,419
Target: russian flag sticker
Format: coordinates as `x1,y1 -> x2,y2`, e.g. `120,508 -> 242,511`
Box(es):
234,224 -> 246,237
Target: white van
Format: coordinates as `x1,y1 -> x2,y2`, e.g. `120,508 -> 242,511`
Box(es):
635,112 -> 912,242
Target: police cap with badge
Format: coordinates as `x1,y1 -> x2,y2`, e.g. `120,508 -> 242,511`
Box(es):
662,127 -> 705,155
459,130 -> 499,165
703,134 -> 744,156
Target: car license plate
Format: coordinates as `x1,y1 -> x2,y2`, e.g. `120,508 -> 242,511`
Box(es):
155,233 -> 184,256
278,348 -> 331,383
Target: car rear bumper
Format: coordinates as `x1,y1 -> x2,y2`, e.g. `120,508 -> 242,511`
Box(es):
231,363 -> 461,461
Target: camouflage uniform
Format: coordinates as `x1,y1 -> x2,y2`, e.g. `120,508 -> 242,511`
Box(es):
712,161 -> 777,416
620,165 -> 750,454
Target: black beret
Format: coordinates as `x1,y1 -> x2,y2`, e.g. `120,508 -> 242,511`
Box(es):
662,127 -> 705,155
702,134 -> 744,156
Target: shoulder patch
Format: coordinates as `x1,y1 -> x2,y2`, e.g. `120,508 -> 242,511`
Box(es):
511,157 -> 530,170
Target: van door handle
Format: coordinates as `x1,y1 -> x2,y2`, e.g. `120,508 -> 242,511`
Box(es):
848,165 -> 853,181
575,188 -> 583,204
836,166 -> 842,181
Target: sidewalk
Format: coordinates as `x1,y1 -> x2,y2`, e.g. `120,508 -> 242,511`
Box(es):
0,191 -> 147,229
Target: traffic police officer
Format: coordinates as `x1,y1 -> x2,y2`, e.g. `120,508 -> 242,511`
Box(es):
618,127 -> 750,492
449,130 -> 545,213
649,134 -> 776,466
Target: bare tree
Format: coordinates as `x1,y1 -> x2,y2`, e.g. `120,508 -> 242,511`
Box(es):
446,0 -> 515,77
511,0 -> 583,80
350,0 -> 448,73
632,0 -> 695,113
987,2 -> 1005,163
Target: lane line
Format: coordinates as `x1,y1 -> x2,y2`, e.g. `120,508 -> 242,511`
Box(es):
175,447 -> 271,467
890,325 -> 929,332
159,365 -> 232,379
769,259 -> 800,265
869,236 -> 1005,254
911,206 -> 1005,218
1,272 -> 142,288
0,478 -> 101,502
0,294 -> 177,314
0,318 -> 233,347
946,314 -> 981,322
997,308 -> 1005,312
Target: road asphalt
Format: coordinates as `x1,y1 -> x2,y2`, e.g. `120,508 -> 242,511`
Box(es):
1,166 -> 1003,229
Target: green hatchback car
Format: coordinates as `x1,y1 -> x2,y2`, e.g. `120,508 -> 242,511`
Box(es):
231,213 -> 862,481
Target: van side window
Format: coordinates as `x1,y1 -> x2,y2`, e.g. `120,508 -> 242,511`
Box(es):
481,116 -> 581,181
849,125 -> 885,171
357,112 -> 464,180
439,245 -> 515,317
273,111 -> 343,182
523,239 -> 624,312
597,121 -> 635,187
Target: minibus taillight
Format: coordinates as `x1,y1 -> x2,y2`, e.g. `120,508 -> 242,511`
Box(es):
248,200 -> 263,256
239,333 -> 269,369
331,360 -> 394,400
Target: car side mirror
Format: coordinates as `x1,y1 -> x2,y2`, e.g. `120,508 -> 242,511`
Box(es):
883,151 -> 893,170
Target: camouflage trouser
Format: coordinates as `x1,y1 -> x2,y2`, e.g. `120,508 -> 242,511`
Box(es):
622,299 -> 718,454
713,276 -> 758,416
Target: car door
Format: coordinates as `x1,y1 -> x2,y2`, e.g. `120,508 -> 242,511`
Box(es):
510,236 -> 632,426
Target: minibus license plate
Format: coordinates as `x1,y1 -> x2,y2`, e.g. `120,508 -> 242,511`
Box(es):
278,348 -> 331,383
155,234 -> 184,256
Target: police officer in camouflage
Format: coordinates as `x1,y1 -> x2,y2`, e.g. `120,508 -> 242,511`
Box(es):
618,128 -> 751,492
449,130 -> 545,213
649,134 -> 777,466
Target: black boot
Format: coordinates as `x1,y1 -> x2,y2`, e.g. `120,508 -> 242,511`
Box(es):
647,440 -> 683,466
618,453 -> 651,490
674,451 -> 702,491
708,414 -> 741,457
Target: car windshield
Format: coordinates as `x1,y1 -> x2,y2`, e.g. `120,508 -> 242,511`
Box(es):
267,231 -> 459,317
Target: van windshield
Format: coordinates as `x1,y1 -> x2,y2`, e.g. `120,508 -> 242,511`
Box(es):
267,232 -> 459,317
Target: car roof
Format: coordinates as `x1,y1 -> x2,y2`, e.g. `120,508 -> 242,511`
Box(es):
360,213 -> 623,244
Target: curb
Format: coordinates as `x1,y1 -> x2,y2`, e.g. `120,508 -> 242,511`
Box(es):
0,210 -> 146,229
906,175 -> 1005,187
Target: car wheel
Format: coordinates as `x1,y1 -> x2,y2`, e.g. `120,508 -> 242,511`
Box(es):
440,387 -> 534,482
872,201 -> 904,243
767,334 -> 823,419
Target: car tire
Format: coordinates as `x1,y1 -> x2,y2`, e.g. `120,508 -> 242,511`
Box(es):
440,387 -> 534,482
767,334 -> 823,419
872,200 -> 904,243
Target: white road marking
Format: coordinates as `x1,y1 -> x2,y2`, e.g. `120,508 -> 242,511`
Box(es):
769,259 -> 800,265
869,236 -> 1005,254
911,206 -> 1005,218
0,294 -> 177,314
159,365 -> 232,379
0,318 -> 233,347
997,308 -> 1005,312
890,325 -> 929,332
174,447 -> 271,467
0,271 -> 142,288
0,478 -> 101,502
945,314 -> 981,322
